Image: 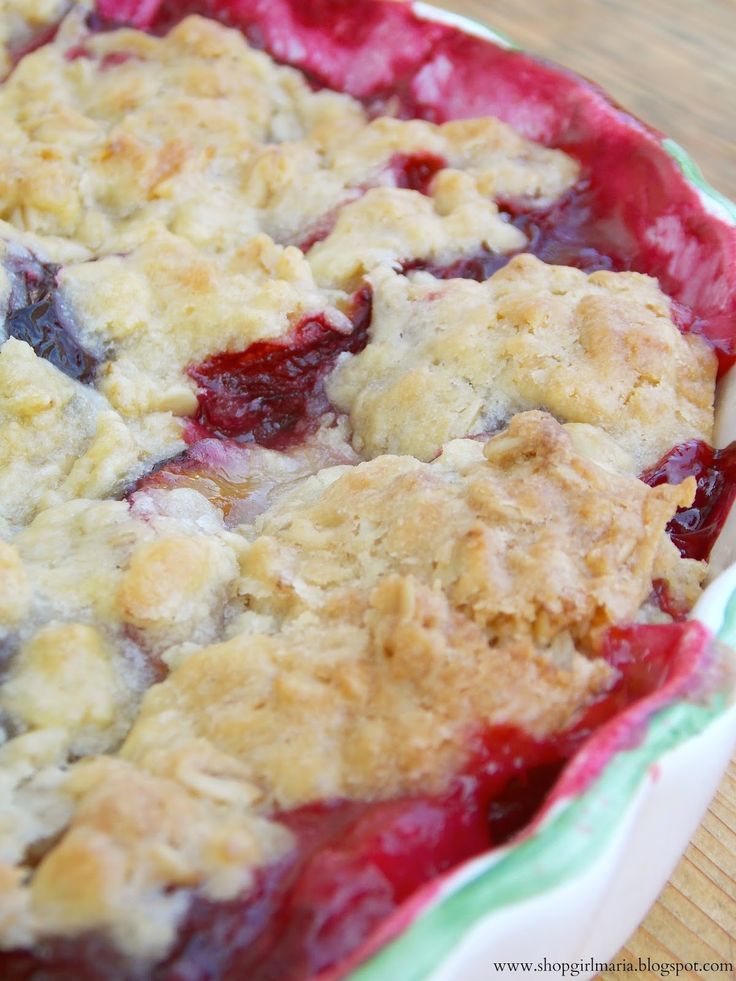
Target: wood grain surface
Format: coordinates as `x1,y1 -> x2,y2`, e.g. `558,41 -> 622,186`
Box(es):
431,1 -> 736,977
436,0 -> 736,198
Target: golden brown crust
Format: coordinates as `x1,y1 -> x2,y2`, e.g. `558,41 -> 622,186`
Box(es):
123,413 -> 696,809
326,258 -> 716,469
0,413 -> 701,953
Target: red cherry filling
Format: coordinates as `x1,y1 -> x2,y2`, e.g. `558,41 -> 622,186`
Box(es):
640,440 -> 736,562
499,181 -> 617,273
0,621 -> 704,981
389,151 -> 446,195
189,286 -> 372,449
66,45 -> 140,68
295,202 -> 357,252
4,258 -> 100,385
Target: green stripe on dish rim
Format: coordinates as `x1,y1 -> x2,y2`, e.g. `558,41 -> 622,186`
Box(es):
341,6 -> 736,981
661,138 -> 736,225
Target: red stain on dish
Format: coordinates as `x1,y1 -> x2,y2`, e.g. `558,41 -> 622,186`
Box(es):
189,286 -> 372,448
0,622 -> 713,981
547,621 -> 713,806
641,440 -> 736,562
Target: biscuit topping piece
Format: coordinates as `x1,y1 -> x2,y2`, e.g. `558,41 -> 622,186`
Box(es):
327,258 -> 716,468
123,414 -> 698,808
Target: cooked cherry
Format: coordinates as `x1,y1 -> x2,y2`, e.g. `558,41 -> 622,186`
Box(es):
651,578 -> 689,620
5,261 -> 100,385
189,287 -> 372,449
404,245 -> 510,282
389,151 -> 446,195
640,440 -> 736,562
500,182 -> 617,273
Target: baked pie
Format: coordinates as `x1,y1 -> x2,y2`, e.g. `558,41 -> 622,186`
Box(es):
0,2 -> 734,978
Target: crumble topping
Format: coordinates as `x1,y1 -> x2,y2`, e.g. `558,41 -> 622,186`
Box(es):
0,337 -> 183,528
12,490 -> 240,651
27,753 -> 291,958
318,115 -> 581,208
58,231 -> 348,418
0,13 -> 576,258
0,413 -> 702,953
306,174 -> 526,290
326,258 -> 717,468
0,4 -> 719,965
1,744 -> 291,957
123,413 -> 698,811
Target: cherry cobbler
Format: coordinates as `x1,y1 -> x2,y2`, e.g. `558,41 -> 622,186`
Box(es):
0,2 -> 734,978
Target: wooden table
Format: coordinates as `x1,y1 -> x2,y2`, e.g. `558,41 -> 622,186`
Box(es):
434,1 -> 736,975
